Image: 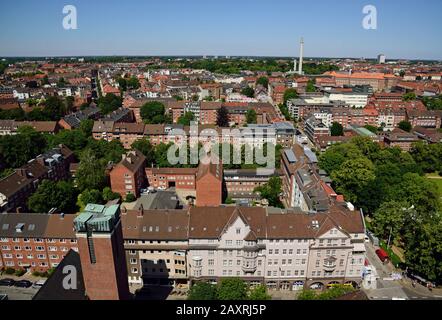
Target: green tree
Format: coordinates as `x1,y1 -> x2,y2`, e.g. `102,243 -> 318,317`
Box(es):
77,189 -> 103,210
131,139 -> 155,165
97,93 -> 122,115
117,77 -> 127,91
404,222 -> 442,282
241,86 -> 255,98
177,111 -> 195,126
246,109 -> 257,124
57,77 -> 66,88
76,149 -> 106,192
372,200 -> 409,242
0,126 -> 47,168
217,278 -> 248,300
153,143 -> 174,167
306,79 -> 316,92
364,125 -> 378,133
256,76 -> 269,88
125,193 -> 136,202
28,180 -> 78,213
297,289 -> 318,300
398,120 -> 412,132
43,96 -> 66,120
248,285 -> 271,300
254,176 -> 283,208
79,119 -> 94,136
102,187 -> 120,202
188,282 -> 218,300
283,88 -> 298,104
318,142 -> 363,174
140,101 -> 167,124
216,106 -> 229,127
127,76 -> 140,90
391,172 -> 441,214
331,158 -> 376,204
402,92 -> 416,101
330,122 -> 344,136
46,129 -> 88,155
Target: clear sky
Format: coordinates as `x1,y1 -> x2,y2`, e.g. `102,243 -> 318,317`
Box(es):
1,0 -> 441,59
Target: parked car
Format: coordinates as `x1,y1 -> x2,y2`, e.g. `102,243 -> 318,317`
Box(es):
14,280 -> 32,288
375,248 -> 389,263
32,279 -> 46,289
0,278 -> 15,287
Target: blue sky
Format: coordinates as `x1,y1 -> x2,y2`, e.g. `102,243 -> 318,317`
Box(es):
1,0 -> 441,59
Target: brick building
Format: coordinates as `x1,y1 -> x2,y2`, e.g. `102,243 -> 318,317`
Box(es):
195,158 -> 223,207
110,150 -> 146,198
74,204 -> 130,300
0,145 -> 74,213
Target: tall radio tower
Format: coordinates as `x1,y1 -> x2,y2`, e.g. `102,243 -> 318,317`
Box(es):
298,37 -> 304,75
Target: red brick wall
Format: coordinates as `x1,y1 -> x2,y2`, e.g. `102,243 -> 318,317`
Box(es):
110,164 -> 146,198
76,225 -> 130,300
196,173 -> 222,206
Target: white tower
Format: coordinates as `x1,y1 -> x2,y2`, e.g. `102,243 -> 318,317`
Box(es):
298,37 -> 304,75
293,59 -> 297,72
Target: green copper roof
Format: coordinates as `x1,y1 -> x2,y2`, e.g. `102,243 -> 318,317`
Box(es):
74,204 -> 120,233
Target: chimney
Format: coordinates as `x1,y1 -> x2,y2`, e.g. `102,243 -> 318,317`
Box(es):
137,204 -> 144,217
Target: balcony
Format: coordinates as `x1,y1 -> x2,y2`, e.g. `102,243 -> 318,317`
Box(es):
323,258 -> 336,271
241,264 -> 257,273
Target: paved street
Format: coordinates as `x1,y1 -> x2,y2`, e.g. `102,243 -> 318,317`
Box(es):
363,243 -> 442,300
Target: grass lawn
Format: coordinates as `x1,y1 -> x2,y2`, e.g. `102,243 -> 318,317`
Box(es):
379,240 -> 403,267
426,173 -> 442,196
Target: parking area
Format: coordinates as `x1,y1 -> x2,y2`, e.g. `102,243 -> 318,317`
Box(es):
0,285 -> 39,300
0,273 -> 46,300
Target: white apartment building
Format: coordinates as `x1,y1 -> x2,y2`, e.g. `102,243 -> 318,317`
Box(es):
121,204 -> 366,291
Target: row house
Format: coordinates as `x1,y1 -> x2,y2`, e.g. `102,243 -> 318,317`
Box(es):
224,169 -> 280,201
407,110 -> 442,129
382,128 -> 420,151
280,144 -> 334,212
0,120 -> 60,135
0,213 -> 78,273
58,105 -> 101,130
0,202 -> 365,292
325,72 -> 399,92
0,145 -> 74,213
121,204 -> 365,291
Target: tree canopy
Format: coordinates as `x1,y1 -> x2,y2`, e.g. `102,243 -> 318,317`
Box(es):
246,109 -> 257,124
28,180 -> 78,213
330,122 -> 344,136
140,101 -> 169,124
97,93 -> 122,115
216,106 -> 229,127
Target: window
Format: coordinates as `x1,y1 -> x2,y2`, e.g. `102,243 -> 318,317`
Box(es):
130,258 -> 137,264
226,240 -> 232,246
236,228 -> 241,234
208,259 -> 214,266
